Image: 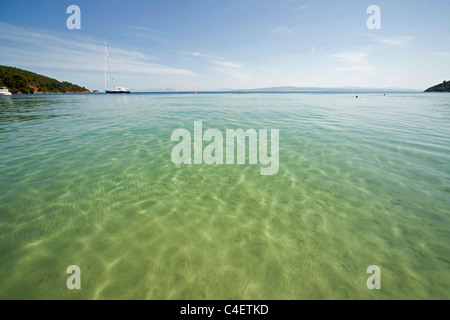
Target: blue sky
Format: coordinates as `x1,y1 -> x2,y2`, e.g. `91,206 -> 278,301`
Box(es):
0,0 -> 449,91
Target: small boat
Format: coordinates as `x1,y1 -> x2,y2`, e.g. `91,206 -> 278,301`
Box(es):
0,87 -> 12,96
104,41 -> 130,94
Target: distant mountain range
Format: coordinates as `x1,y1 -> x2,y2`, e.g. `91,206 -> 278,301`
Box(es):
230,86 -> 420,93
140,86 -> 420,93
425,80 -> 450,92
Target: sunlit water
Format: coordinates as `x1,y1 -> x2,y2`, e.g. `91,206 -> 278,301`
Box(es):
0,93 -> 449,299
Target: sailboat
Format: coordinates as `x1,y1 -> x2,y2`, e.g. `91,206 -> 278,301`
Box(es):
104,41 -> 130,94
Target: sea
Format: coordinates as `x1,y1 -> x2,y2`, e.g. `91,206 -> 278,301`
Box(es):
0,92 -> 449,299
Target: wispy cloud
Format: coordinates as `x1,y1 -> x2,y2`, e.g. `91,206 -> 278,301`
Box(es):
124,25 -> 171,45
365,34 -> 416,46
329,52 -> 369,64
210,60 -> 253,80
0,22 -> 195,77
210,60 -> 243,69
295,5 -> 309,12
431,52 -> 450,57
184,52 -> 253,80
126,26 -> 157,32
329,52 -> 375,73
334,65 -> 376,73
271,26 -> 298,36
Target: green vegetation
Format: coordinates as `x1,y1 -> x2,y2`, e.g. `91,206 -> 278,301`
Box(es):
0,65 -> 90,94
425,80 -> 450,92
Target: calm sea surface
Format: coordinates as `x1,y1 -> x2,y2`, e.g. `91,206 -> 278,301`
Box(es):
0,93 -> 449,299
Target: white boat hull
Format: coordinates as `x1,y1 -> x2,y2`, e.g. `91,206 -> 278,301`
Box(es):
0,87 -> 12,95
105,90 -> 130,94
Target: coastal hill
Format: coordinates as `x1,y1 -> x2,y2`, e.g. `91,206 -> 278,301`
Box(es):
425,80 -> 450,92
0,65 -> 90,94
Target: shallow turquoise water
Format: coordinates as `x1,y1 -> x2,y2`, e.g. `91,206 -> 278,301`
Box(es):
0,93 -> 449,299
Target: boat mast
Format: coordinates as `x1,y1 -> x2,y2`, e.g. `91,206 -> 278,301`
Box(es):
104,42 -> 107,91
105,41 -> 117,90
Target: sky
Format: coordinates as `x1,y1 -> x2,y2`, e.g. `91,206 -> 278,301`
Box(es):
0,0 -> 449,91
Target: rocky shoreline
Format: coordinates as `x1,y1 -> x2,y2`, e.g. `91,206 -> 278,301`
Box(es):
11,90 -> 91,95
